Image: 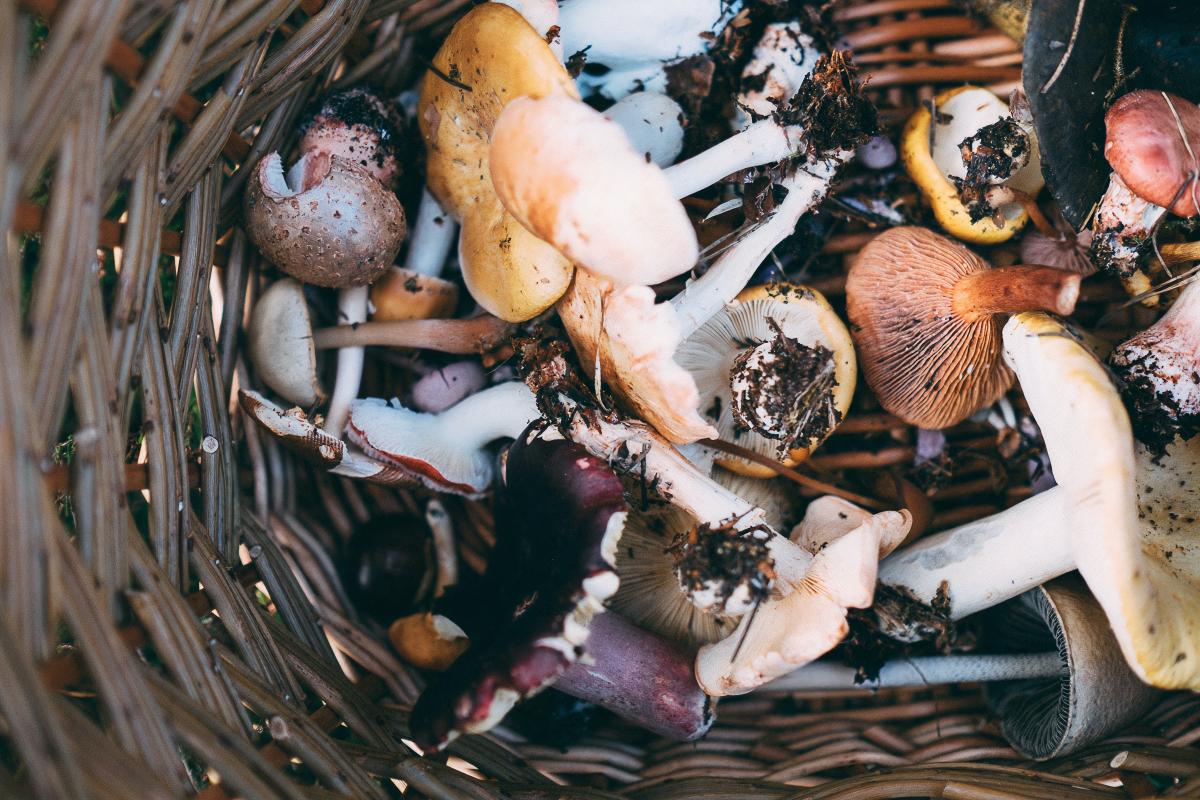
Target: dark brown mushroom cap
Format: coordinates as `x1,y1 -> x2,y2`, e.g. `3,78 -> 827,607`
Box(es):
298,87 -> 403,188
409,430 -> 628,751
244,152 -> 406,288
846,226 -> 1079,429
1105,90 -> 1200,218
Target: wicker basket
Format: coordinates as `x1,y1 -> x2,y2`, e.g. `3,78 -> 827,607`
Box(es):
5,0 -> 1197,798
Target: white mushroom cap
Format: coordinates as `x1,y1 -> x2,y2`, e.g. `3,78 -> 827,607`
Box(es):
247,279 -> 324,408
560,0 -> 741,99
490,94 -> 698,287
675,283 -> 856,476
346,382 -> 541,499
603,91 -> 686,167
696,497 -> 911,696
734,22 -> 820,130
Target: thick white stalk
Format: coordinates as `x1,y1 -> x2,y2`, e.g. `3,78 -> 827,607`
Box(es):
671,156 -> 845,340
662,120 -> 799,200
764,652 -> 1062,692
877,487 -> 1075,625
406,189 -> 458,277
323,286 -> 369,435
439,381 -> 541,447
1160,278 -> 1200,332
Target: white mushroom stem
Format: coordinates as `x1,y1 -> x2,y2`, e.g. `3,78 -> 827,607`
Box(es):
426,380 -> 541,445
324,285 -> 369,436
763,653 -> 1062,692
662,120 -> 804,200
406,189 -> 458,277
876,488 -> 1075,638
671,156 -> 848,340
425,499 -> 458,597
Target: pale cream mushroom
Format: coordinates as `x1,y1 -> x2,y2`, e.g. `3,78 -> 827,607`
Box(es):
247,279 -> 324,408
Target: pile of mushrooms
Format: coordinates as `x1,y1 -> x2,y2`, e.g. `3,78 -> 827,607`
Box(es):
232,0 -> 1200,767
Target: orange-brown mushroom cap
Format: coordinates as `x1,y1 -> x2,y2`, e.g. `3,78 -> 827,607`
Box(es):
846,226 -> 1080,429
1104,90 -> 1200,218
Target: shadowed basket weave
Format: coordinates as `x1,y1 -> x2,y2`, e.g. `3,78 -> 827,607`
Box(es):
3,0 -> 1197,798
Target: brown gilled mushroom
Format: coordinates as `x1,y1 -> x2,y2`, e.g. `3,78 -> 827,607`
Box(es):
244,151 -> 406,289
846,226 -> 1081,429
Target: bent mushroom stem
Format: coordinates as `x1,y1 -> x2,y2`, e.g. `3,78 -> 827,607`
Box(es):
406,189 -> 458,277
763,652 -> 1062,692
312,315 -> 513,354
952,265 -> 1080,318
1160,241 -> 1200,265
324,285 -> 369,436
661,120 -> 800,199
425,499 -> 457,597
985,186 -> 1058,238
671,159 -> 848,340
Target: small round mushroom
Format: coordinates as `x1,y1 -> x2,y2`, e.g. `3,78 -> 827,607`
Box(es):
675,282 -> 856,476
489,94 -> 699,287
410,361 -> 487,413
1109,279 -> 1200,453
388,613 -> 469,671
602,91 -> 686,167
559,0 -> 740,100
419,3 -> 579,322
857,134 -> 898,170
246,278 -> 324,408
298,87 -> 403,188
346,381 -> 541,498
846,226 -> 1081,429
244,151 -> 406,288
343,513 -> 436,623
901,86 -> 1044,245
1089,90 -> 1200,298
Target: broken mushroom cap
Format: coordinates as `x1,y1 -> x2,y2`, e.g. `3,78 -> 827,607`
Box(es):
368,267 -> 458,322
247,278 -> 324,408
244,152 -> 406,288
409,432 -> 628,750
734,21 -> 820,131
298,87 -> 403,188
1104,90 -> 1200,219
346,381 -> 540,499
410,361 -> 487,414
902,86 -> 1042,244
675,282 -> 856,477
846,226 -> 1080,429
419,3 -> 578,322
388,613 -> 469,672
603,91 -> 686,168
490,94 -> 699,287
695,496 -> 911,696
984,575 -> 1160,760
1109,280 -> 1200,453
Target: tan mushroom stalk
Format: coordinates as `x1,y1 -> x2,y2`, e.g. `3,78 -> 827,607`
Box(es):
311,314 -> 512,354
877,312 -> 1200,690
370,190 -> 459,323
347,381 -> 541,498
559,0 -> 741,100
846,226 -> 1080,429
901,86 -> 1043,244
246,279 -> 324,408
675,283 -> 856,476
1090,90 -> 1200,299
1109,280 -> 1200,452
696,497 -> 910,696
419,3 -> 579,323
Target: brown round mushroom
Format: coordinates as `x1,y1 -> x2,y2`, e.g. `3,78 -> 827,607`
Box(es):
846,226 -> 1081,429
244,151 -> 406,288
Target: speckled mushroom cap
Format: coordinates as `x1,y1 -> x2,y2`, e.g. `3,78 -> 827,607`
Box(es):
298,87 -> 403,187
418,3 -> 579,322
676,282 -> 856,477
1104,90 -> 1200,218
846,226 -> 1080,429
244,152 -> 406,288
489,94 -> 698,286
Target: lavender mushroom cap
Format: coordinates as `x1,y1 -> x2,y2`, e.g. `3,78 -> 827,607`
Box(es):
409,430 -> 629,750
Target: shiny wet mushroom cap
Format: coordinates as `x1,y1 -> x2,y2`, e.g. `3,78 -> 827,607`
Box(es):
1102,90 -> 1200,219
244,151 -> 406,288
846,226 -> 1080,429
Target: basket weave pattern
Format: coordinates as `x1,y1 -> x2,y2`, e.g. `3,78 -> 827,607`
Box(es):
3,0 -> 1197,798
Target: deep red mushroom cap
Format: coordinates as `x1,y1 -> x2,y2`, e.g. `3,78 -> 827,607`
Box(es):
1104,90 -> 1200,218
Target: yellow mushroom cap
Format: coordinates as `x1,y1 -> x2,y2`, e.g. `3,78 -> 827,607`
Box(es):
418,4 -> 579,322
676,282 -> 856,477
369,267 -> 458,322
902,86 -> 1041,245
490,94 -> 699,287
